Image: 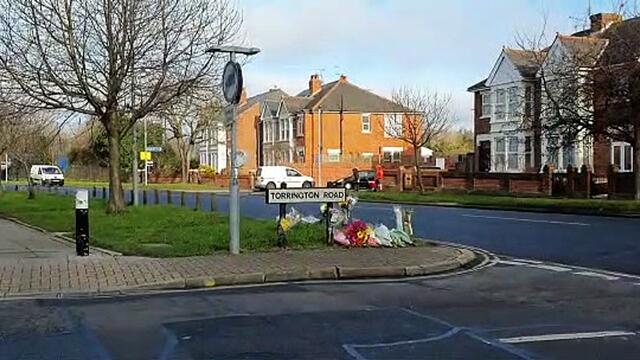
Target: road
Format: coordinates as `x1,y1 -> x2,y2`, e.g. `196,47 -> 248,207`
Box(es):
18,186 -> 640,275
1,259 -> 639,359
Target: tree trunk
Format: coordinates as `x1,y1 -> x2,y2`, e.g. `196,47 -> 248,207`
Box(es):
107,124 -> 126,213
22,162 -> 35,200
414,146 -> 424,193
179,147 -> 189,183
635,124 -> 640,200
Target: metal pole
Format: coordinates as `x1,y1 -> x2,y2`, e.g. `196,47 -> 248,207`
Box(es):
132,122 -> 139,206
4,153 -> 7,183
144,117 -> 148,186
229,98 -> 240,254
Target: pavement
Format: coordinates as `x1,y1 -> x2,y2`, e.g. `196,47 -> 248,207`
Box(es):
0,218 -> 475,298
1,257 -> 639,359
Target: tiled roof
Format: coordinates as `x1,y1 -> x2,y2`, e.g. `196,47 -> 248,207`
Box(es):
300,79 -> 405,113
467,78 -> 487,92
557,35 -> 608,67
237,88 -> 288,113
503,48 -> 546,77
282,96 -> 310,113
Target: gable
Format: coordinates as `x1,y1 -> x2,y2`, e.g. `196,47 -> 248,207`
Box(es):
486,51 -> 523,86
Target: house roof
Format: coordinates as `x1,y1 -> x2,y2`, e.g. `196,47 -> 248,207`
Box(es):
237,88 -> 288,113
466,78 -> 487,92
301,78 -> 405,112
282,96 -> 310,113
556,35 -> 608,67
503,48 -> 545,77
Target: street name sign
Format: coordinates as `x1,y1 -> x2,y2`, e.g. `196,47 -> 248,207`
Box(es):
146,146 -> 163,153
265,188 -> 347,204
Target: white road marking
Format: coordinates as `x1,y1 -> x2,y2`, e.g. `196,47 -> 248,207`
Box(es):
573,271 -> 620,281
499,330 -> 637,344
461,214 -> 590,226
526,264 -> 573,272
511,258 -> 543,264
498,260 -> 572,272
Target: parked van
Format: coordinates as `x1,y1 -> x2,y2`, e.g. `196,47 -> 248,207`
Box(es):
255,166 -> 314,190
30,165 -> 64,186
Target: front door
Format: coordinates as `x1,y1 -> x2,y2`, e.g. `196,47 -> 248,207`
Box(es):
479,141 -> 491,173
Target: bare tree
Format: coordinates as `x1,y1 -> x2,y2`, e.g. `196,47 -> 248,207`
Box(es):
163,98 -> 223,182
516,13 -> 640,200
384,88 -> 453,193
0,0 -> 241,212
0,111 -> 64,198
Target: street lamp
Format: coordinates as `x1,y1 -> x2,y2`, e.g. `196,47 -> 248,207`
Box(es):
206,45 -> 260,255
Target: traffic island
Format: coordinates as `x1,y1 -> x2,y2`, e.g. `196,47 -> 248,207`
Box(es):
0,245 -> 477,299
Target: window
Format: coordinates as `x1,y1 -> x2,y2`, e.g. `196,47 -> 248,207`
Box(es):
612,142 -> 633,172
296,147 -> 305,163
546,136 -> 559,167
508,86 -> 519,118
286,168 -> 302,177
524,85 -> 533,118
562,138 -> 575,169
362,113 -> 371,133
481,92 -> 492,117
327,149 -> 341,162
361,152 -> 374,160
507,136 -> 519,170
273,120 -> 279,142
279,119 -> 287,141
384,114 -> 403,138
382,147 -> 402,163
495,137 -> 506,172
495,89 -> 506,120
524,136 -> 532,168
295,115 -> 304,137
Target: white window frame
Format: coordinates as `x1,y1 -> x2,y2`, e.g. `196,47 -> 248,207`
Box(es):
507,136 -> 519,171
494,137 -> 506,172
384,114 -> 403,138
507,86 -> 519,118
382,146 -> 403,163
327,149 -> 341,162
481,92 -> 492,118
362,113 -> 371,133
611,142 -> 633,172
296,115 -> 304,137
494,89 -> 506,120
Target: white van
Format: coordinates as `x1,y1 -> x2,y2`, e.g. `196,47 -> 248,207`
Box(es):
30,165 -> 64,186
255,166 -> 314,190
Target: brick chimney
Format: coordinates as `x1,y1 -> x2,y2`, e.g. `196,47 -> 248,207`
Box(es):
590,13 -> 623,33
339,75 -> 348,83
309,74 -> 322,95
239,88 -> 247,105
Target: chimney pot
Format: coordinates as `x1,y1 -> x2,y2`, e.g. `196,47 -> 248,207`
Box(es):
590,13 -> 623,33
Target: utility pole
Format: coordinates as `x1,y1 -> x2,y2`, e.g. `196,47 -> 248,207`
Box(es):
131,71 -> 139,205
144,117 -> 148,186
206,45 -> 260,255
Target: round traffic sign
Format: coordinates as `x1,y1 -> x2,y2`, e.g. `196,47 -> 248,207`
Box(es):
222,61 -> 243,104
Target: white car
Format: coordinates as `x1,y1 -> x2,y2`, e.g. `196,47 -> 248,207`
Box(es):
255,166 -> 314,190
30,165 -> 65,186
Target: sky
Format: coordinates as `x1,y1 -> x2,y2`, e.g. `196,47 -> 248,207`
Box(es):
237,0 -> 632,129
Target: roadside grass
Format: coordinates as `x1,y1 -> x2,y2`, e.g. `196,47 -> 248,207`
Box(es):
0,191 -> 324,257
358,190 -> 640,215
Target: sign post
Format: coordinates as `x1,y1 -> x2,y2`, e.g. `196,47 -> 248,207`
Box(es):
265,187 -> 347,246
75,190 -> 90,256
206,45 -> 260,255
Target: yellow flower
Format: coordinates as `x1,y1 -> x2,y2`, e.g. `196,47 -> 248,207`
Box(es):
280,218 -> 291,232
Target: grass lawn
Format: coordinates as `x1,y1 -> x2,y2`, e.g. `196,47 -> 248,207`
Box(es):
0,191 -> 325,257
358,191 -> 640,215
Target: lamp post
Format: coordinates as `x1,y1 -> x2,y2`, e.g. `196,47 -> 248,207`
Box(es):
206,45 -> 260,255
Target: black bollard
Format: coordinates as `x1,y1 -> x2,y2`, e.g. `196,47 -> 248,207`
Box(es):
154,189 -> 159,205
180,192 -> 185,207
194,192 -> 200,211
75,190 -> 90,256
210,193 -> 216,212
167,190 -> 173,205
142,190 -> 147,205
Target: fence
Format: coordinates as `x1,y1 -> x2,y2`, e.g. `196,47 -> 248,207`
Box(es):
6,184 -> 228,212
381,164 -> 630,198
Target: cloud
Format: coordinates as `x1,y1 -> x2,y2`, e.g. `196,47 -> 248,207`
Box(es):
238,0 -> 596,127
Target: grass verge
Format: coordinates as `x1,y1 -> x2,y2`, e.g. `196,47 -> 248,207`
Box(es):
6,180 -> 227,192
0,191 -> 324,257
358,191 -> 640,216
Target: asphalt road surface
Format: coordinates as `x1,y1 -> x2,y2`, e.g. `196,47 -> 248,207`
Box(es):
22,186 -> 640,275
2,259 -> 639,359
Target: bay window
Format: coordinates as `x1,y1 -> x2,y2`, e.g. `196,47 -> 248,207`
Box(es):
481,92 -> 492,117
507,136 -> 519,170
495,89 -> 506,120
495,137 -> 506,171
